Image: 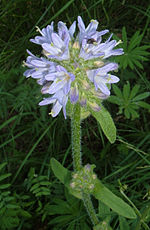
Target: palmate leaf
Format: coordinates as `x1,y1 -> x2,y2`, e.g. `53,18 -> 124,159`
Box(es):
108,83 -> 150,120
114,27 -> 150,70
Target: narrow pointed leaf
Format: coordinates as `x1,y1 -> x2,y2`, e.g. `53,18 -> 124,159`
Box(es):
129,85 -> 140,99
93,179 -> 136,219
0,173 -> 11,182
50,158 -> 71,185
50,158 -> 82,199
132,92 -> 150,101
123,82 -> 130,100
137,101 -> 150,109
119,216 -> 130,230
91,106 -> 116,143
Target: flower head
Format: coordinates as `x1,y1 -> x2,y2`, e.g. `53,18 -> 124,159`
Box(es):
24,16 -> 123,118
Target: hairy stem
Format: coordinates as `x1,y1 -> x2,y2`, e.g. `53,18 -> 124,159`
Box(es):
71,103 -> 99,227
82,193 -> 99,226
71,103 -> 82,171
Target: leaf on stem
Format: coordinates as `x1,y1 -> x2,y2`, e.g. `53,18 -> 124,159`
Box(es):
93,179 -> 136,219
90,106 -> 116,143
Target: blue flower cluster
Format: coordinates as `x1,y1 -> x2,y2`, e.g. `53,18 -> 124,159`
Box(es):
24,16 -> 123,118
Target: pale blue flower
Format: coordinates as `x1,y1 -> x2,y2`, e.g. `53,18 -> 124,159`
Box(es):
42,33 -> 70,60
70,85 -> 79,104
30,22 -> 54,45
79,38 -> 123,60
24,16 -> 124,118
39,89 -> 68,118
23,50 -> 56,85
45,65 -> 75,95
87,63 -> 119,95
77,16 -> 108,44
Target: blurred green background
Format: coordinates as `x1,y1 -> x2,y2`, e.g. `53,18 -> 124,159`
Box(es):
0,0 -> 150,229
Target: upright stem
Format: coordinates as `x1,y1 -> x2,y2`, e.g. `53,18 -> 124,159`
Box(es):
82,193 -> 99,226
71,103 -> 99,227
71,103 -> 82,171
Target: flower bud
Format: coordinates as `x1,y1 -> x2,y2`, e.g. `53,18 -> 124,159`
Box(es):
88,101 -> 101,112
73,173 -> 78,179
84,164 -> 91,172
73,41 -> 80,49
70,182 -> 76,188
82,80 -> 90,90
89,184 -> 94,190
92,174 -> 97,180
94,61 -> 104,67
80,98 -> 87,107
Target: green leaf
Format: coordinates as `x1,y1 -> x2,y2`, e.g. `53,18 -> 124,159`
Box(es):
132,92 -> 150,101
0,162 -> 7,171
20,210 -> 32,218
0,184 -> 11,189
123,82 -> 130,100
137,101 -> 150,110
128,107 -> 139,120
124,108 -> 130,119
98,201 -> 111,218
93,223 -> 112,230
93,180 -> 136,219
0,173 -> 11,182
50,158 -> 71,185
128,31 -> 141,51
30,183 -> 39,191
91,106 -> 116,143
50,158 -> 82,199
129,85 -> 140,99
112,84 -> 123,99
119,216 -> 130,230
39,181 -> 51,186
107,95 -> 122,105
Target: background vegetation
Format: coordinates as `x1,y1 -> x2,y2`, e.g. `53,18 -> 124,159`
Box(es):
0,0 -> 150,229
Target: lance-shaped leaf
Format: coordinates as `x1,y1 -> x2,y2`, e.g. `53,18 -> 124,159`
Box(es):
90,106 -> 116,143
93,179 -> 136,219
50,158 -> 82,199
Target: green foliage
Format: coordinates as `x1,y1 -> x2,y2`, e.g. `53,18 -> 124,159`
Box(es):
51,158 -> 136,219
90,106 -> 116,143
0,163 -> 31,229
114,27 -> 150,70
108,82 -> 150,120
0,162 -> 19,229
93,179 -> 136,219
24,168 -> 51,197
42,189 -> 90,230
51,158 -> 82,199
119,216 -> 130,230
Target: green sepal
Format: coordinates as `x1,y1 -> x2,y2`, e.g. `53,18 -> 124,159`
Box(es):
90,106 -> 116,143
93,179 -> 136,219
50,158 -> 82,199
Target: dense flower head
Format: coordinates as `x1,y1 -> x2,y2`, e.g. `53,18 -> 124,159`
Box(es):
24,16 -> 123,118
70,164 -> 97,193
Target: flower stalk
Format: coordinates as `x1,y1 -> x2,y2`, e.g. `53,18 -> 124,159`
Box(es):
82,193 -> 99,226
71,102 -> 99,227
71,103 -> 82,171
